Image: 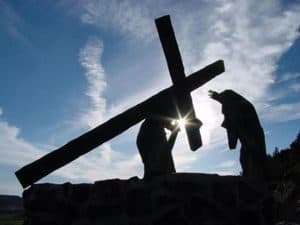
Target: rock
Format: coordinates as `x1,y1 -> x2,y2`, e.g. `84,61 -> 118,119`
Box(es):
22,173 -> 274,225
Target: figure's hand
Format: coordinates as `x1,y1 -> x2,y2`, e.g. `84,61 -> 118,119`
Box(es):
163,119 -> 180,132
170,120 -> 181,133
208,90 -> 220,100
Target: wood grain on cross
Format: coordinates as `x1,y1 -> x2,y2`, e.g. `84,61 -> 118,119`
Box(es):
15,15 -> 225,188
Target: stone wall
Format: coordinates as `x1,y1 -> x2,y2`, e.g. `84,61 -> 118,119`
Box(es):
22,173 -> 274,225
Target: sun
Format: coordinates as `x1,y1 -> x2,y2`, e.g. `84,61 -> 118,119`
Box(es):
177,118 -> 187,130
171,118 -> 187,130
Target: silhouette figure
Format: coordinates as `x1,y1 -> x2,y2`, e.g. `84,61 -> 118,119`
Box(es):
209,90 -> 267,181
137,116 -> 179,180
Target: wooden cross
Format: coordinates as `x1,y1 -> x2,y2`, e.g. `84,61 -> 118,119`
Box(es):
15,15 -> 225,188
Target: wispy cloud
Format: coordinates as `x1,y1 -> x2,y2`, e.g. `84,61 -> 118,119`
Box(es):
54,37 -> 144,181
172,0 -> 300,127
277,72 -> 300,83
0,108 -> 47,194
263,102 -> 300,122
290,83 -> 300,92
80,0 -> 154,40
0,111 -> 46,167
0,0 -> 30,46
79,37 -> 107,128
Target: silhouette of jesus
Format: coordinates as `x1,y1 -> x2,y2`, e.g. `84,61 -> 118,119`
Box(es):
137,116 -> 179,180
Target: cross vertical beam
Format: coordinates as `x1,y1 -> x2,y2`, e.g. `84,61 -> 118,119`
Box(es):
155,15 -> 202,151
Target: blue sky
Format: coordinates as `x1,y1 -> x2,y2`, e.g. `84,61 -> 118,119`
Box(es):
0,0 -> 299,195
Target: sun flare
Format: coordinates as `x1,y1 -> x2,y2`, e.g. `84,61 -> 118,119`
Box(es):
177,118 -> 186,129
171,118 -> 187,130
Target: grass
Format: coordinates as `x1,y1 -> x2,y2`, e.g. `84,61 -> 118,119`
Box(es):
0,219 -> 23,225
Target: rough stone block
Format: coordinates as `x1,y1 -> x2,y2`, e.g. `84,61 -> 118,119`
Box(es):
22,173 -> 273,225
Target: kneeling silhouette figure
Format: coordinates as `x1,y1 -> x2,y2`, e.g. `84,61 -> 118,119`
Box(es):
137,116 -> 179,180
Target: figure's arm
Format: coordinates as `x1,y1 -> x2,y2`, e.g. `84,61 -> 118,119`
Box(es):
167,126 -> 179,151
209,90 -> 221,102
209,90 -> 238,149
224,123 -> 238,149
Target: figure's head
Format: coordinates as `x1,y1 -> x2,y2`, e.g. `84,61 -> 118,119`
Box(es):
209,89 -> 247,106
209,89 -> 239,149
